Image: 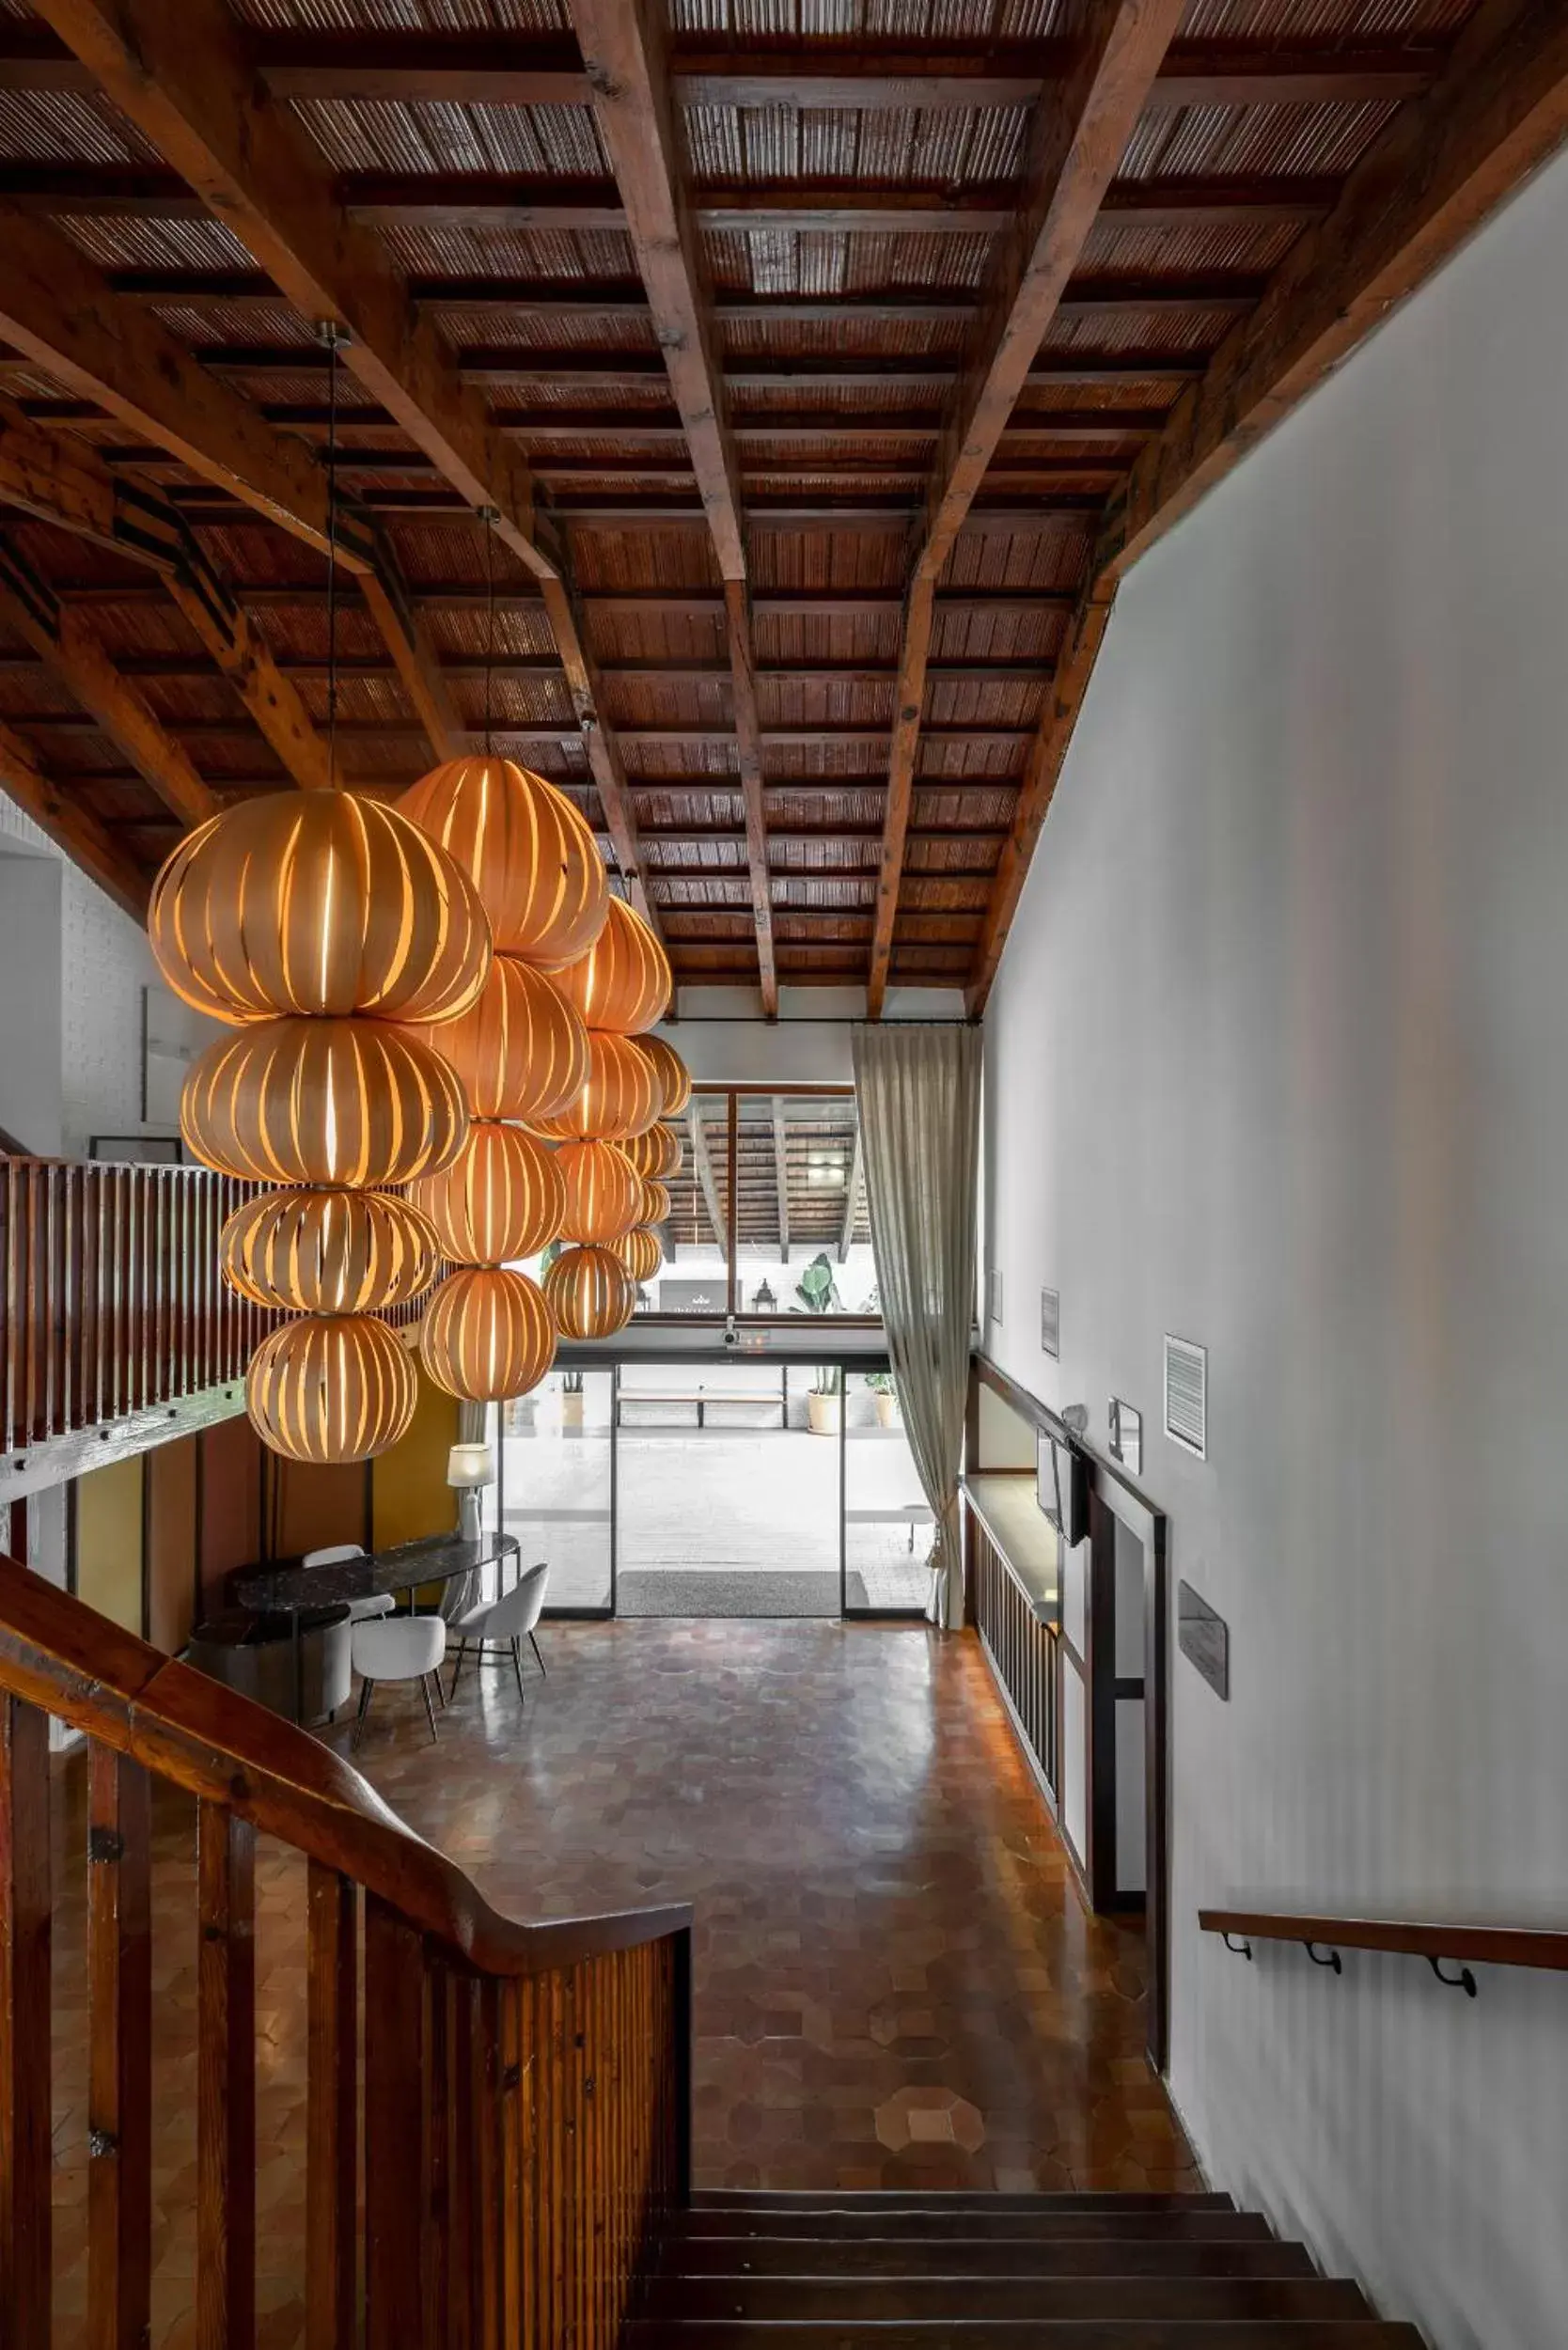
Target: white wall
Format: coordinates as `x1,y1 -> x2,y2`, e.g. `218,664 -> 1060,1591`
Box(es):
981,148 -> 1568,2350
0,789 -> 209,1157
666,983 -> 964,1083
0,851 -> 64,1153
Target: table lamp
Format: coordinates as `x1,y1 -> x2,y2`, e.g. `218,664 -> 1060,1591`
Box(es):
447,1441 -> 494,1543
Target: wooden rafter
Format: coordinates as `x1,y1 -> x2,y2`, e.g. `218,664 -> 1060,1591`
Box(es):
0,398 -> 334,791
573,0 -> 776,1013
867,0 -> 1186,1017
0,717 -> 149,919
0,541 -> 216,830
970,0 -> 1568,1012
772,1101 -> 791,1266
687,1105 -> 727,1259
33,0 -> 658,938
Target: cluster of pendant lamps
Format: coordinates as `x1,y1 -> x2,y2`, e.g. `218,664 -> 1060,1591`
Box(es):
149,754 -> 688,1462
145,327 -> 689,1465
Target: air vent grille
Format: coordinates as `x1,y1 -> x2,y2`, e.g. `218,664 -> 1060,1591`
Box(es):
987,1267 -> 1003,1324
1164,1334 -> 1207,1459
1040,1287 -> 1060,1359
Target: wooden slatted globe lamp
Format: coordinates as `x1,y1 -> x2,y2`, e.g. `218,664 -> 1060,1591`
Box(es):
419,1266 -> 557,1403
557,1139 -> 643,1245
411,1120 -> 566,1267
529,1031 -> 662,1144
551,896 -> 671,1035
622,1121 -> 682,1181
398,755 -> 609,970
638,1033 -> 691,1118
543,1245 -> 636,1340
246,1313 -> 417,1464
611,1226 -> 663,1285
220,1188 -> 441,1314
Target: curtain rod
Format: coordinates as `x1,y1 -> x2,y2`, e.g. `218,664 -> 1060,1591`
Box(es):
666,1015 -> 979,1026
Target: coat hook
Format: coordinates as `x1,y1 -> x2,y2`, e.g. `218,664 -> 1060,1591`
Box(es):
1222,1932 -> 1253,1960
1304,1942 -> 1342,1973
1428,1956 -> 1477,1998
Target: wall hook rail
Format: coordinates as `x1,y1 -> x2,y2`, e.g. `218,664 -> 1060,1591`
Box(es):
1222,1932 -> 1253,1960
1428,1956 -> 1478,1998
1304,1941 -> 1342,1973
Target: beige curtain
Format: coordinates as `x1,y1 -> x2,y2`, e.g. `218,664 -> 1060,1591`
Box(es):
851,1023 -> 981,1628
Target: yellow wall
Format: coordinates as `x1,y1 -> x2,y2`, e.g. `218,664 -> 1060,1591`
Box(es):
73,1453 -> 144,1634
372,1362 -> 461,1551
146,1434 -> 197,1653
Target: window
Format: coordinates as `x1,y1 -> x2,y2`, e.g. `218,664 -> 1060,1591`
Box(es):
651,1084 -> 877,1323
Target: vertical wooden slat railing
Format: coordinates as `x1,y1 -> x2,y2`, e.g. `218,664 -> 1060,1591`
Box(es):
0,1156 -> 433,1457
0,1559 -> 693,2348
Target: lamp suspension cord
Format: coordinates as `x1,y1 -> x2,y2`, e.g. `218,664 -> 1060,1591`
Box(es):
324,324 -> 340,787
483,508 -> 495,757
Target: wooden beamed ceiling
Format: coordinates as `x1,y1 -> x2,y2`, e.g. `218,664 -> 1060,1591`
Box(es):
0,0 -> 1559,1010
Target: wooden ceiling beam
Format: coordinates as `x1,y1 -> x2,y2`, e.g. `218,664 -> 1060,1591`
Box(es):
0,718 -> 150,918
686,1104 -> 728,1257
0,395 -> 338,791
171,348 -> 1203,389
572,0 -> 776,1013
0,212 -> 339,558
0,24 -> 1446,109
33,0 -> 659,943
0,541 -> 217,830
868,0 -> 1186,1017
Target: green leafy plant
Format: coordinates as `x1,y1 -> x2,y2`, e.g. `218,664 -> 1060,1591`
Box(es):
791,1251 -> 842,1395
560,1369 -> 584,1396
864,1370 -> 894,1395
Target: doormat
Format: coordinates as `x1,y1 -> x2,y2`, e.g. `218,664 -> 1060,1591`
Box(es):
615,1570 -> 873,1618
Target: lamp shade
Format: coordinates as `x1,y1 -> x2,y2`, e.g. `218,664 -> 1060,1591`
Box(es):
420,1266 -> 557,1402
543,1245 -> 635,1340
557,1139 -> 643,1245
638,1033 -> 691,1118
181,1017 -> 469,1187
410,1120 -> 565,1265
550,896 -> 671,1035
220,1186 -> 440,1313
611,1225 -> 662,1284
621,1121 -> 682,1181
447,1441 -> 494,1490
529,1031 -> 661,1143
399,754 -> 608,968
245,1312 -> 416,1463
411,953 -> 588,1124
638,1177 -> 672,1228
149,791 -> 491,1027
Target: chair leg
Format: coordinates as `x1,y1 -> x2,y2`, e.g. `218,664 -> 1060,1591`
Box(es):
528,1630 -> 547,1678
353,1678 -> 374,1751
421,1673 -> 440,1744
511,1638 -> 526,1703
432,1662 -> 447,1709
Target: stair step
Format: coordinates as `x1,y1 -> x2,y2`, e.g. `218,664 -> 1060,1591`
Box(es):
664,2239 -> 1312,2280
673,2207 -> 1259,2242
644,2276 -> 1370,2324
670,2212 -> 1269,2248
690,2190 -> 1233,2214
628,2323 -> 1424,2349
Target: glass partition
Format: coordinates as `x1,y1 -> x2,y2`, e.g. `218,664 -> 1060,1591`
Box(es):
486,1369 -> 615,1616
841,1370 -> 932,1615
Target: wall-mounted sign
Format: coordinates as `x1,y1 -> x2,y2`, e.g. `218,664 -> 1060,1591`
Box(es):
1108,1395 -> 1141,1474
1178,1579 -> 1229,1700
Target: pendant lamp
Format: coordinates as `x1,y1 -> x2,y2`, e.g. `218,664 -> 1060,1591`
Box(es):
551,895 -> 671,1035
420,1266 -> 557,1403
611,1226 -> 663,1284
557,1138 -> 643,1245
220,1188 -> 440,1314
621,1121 -> 682,1182
638,1033 -> 691,1119
411,954 -> 588,1125
411,1120 -> 566,1265
638,1177 -> 672,1229
181,1017 -> 469,1188
529,1030 -> 662,1143
543,1245 -> 636,1340
246,1313 -> 417,1465
399,756 -> 608,969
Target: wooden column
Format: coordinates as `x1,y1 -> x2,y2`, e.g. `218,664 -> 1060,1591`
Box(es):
197,1800 -> 257,2350
87,1743 -> 152,2350
306,1861 -> 358,2350
0,1694 -> 50,2350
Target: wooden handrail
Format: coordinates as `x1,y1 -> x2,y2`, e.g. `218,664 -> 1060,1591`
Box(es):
1200,1907 -> 1568,1974
0,1555 -> 693,2348
0,1555 -> 689,1974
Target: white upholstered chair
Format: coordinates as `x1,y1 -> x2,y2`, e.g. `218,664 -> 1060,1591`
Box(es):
304,1543 -> 393,1624
447,1560 -> 549,1704
351,1614 -> 447,1747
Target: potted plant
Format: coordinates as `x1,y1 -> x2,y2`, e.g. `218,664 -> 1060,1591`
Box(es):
792,1253 -> 843,1434
866,1370 -> 898,1429
560,1369 -> 585,1429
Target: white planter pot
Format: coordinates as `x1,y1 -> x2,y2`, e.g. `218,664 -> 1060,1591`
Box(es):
807,1390 -> 841,1436
874,1392 -> 897,1429
560,1393 -> 585,1429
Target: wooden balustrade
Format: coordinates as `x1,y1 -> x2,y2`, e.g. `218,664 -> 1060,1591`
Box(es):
968,1507 -> 1058,1802
0,1156 -> 429,1456
0,1556 -> 693,2347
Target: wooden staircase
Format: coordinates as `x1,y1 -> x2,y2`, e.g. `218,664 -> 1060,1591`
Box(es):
631,2189 -> 1424,2346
